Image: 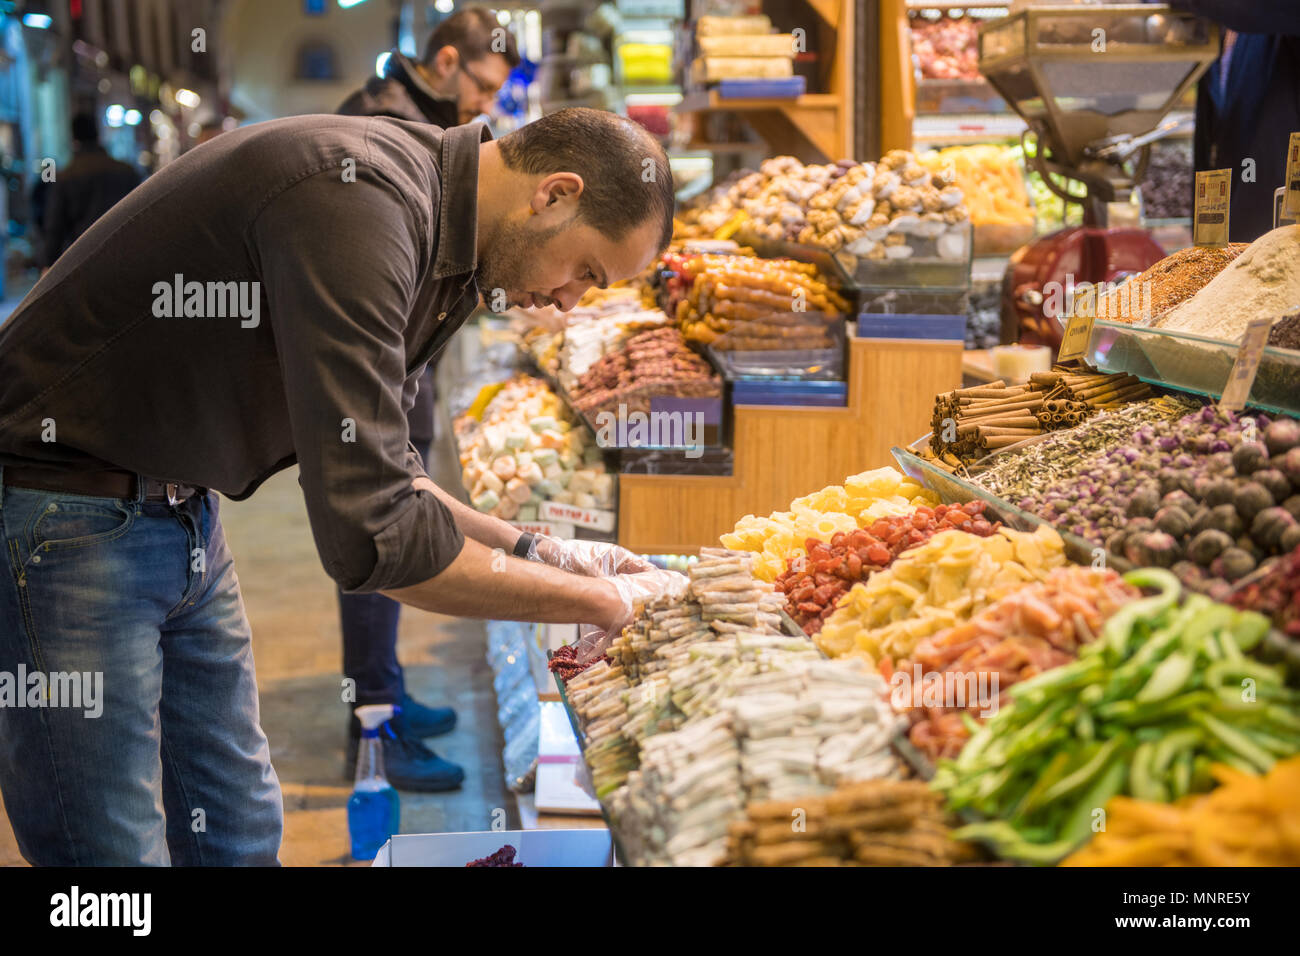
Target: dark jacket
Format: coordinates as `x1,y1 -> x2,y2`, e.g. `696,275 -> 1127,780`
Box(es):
338,50 -> 460,444
0,116 -> 490,592
1170,1 -> 1300,241
41,146 -> 140,267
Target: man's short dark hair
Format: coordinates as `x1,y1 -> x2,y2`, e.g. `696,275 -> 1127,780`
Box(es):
423,8 -> 520,70
497,108 -> 675,253
71,113 -> 99,146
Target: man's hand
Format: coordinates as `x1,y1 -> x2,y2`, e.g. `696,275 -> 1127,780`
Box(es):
575,567 -> 689,660
529,534 -> 656,576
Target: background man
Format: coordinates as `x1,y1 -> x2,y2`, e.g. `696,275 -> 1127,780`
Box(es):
1165,1 -> 1300,240
335,9 -> 521,793
39,113 -> 140,269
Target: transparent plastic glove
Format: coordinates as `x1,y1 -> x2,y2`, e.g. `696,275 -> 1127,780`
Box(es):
528,534 -> 655,576
575,568 -> 690,662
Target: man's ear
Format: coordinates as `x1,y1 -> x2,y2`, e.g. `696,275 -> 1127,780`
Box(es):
530,172 -> 585,216
428,45 -> 459,80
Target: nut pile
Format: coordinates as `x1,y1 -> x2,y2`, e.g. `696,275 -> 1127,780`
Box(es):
723,779 -> 962,866
741,151 -> 969,263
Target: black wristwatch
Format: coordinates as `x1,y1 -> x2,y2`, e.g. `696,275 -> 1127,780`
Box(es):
513,532 -> 535,559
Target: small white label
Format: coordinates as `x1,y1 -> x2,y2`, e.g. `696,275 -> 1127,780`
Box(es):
538,501 -> 616,532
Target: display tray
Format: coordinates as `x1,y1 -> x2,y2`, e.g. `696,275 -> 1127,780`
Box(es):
1087,319 -> 1300,417
891,442 -> 1121,571
857,313 -> 966,341
731,379 -> 847,406
914,77 -> 1008,116
739,227 -> 973,293
706,345 -> 844,381
715,77 -> 806,99
617,445 -> 735,476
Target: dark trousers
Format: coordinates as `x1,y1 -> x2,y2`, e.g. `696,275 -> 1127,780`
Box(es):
339,439 -> 430,706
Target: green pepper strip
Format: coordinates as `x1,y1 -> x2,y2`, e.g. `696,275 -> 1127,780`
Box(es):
1205,658 -> 1285,689
1136,651 -> 1195,703
1129,741 -> 1167,802
1241,727 -> 1300,757
1102,569 -> 1181,659
1265,706 -> 1300,731
1129,597 -> 1212,671
1174,601 -> 1234,651
1191,754 -> 1214,792
1038,733 -> 1130,807
985,698 -> 1071,765
1151,727 -> 1201,775
1013,750 -> 1074,823
1059,752 -> 1129,848
1009,656 -> 1104,702
1193,713 -> 1276,773
1170,750 -> 1193,799
1112,690 -> 1215,726
1230,610 -> 1271,652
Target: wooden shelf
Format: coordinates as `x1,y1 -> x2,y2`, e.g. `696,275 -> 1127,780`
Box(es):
677,91 -> 845,162
677,91 -> 840,113
671,0 -> 856,161
616,334 -> 964,554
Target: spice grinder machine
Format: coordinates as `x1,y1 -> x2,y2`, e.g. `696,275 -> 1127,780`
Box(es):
977,4 -> 1220,348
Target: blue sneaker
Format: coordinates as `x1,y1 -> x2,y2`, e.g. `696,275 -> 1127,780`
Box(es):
396,693 -> 456,738
344,719 -> 464,792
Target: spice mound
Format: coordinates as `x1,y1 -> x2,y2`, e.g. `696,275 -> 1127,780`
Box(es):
1150,225 -> 1300,338
1097,244 -> 1245,326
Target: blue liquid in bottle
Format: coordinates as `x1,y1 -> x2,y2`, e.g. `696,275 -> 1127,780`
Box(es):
348,707 -> 401,861
348,779 -> 401,861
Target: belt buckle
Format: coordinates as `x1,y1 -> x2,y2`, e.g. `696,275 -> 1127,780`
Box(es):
165,482 -> 181,507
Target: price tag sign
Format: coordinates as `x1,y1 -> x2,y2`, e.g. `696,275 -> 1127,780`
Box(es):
1218,317 -> 1275,412
1056,284 -> 1096,364
1194,168 -> 1231,247
538,501 -> 616,533
1285,132 -> 1300,218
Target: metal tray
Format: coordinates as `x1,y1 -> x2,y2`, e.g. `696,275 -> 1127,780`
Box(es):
1088,319 -> 1300,417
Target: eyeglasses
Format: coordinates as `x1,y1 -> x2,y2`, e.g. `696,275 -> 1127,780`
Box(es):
458,58 -> 497,96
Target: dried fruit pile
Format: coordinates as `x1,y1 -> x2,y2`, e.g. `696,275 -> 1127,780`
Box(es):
775,502 -> 998,634
547,645 -> 608,682
569,326 -> 720,416
895,566 -> 1140,762
465,845 -> 524,867
1230,544 -> 1300,657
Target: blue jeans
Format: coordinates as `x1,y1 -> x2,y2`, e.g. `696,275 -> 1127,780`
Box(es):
0,471 -> 282,865
337,440 -> 429,707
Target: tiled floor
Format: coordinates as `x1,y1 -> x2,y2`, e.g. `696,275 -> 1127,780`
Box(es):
0,418 -> 512,867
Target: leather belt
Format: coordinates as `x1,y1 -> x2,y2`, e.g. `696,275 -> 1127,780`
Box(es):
3,467 -> 201,505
